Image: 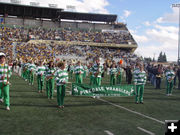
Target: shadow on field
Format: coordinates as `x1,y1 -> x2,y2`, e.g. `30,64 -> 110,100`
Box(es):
11,90 -> 36,93
10,95 -> 47,99
11,103 -> 57,108
10,101 -> 111,108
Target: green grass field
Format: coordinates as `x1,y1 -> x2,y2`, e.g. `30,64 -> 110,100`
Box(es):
0,73 -> 180,135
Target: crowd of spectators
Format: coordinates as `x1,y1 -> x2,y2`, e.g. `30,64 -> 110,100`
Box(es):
0,25 -> 136,44
0,25 -> 138,66
15,42 -> 54,61
0,41 -> 13,60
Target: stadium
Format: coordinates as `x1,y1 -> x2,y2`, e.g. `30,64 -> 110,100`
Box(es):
0,1 -> 180,135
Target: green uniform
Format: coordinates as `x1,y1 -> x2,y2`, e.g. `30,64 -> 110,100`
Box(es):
74,65 -> 84,84
44,66 -> 48,94
55,68 -> 68,106
28,63 -> 36,85
83,65 -> 87,78
165,70 -> 175,95
0,64 -> 12,107
89,67 -> 94,85
110,67 -> 118,85
23,63 -> 30,81
46,67 -> 56,99
93,64 -> 103,86
69,65 -> 74,79
36,66 -> 46,92
117,66 -> 123,85
134,70 -> 146,103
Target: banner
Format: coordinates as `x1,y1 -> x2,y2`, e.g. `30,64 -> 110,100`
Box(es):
72,83 -> 135,97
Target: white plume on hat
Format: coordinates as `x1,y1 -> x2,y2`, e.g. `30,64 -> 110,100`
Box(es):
0,52 -> 5,57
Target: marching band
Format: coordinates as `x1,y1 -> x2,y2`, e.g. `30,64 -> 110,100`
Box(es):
0,52 -> 178,111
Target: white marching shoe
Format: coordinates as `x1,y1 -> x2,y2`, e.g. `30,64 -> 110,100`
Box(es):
0,99 -> 3,103
6,106 -> 10,111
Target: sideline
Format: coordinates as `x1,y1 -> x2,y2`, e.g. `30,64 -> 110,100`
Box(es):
97,98 -> 165,125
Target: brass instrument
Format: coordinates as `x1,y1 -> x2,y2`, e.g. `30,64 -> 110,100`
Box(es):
156,74 -> 162,78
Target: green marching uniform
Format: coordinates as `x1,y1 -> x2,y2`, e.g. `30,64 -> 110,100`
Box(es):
0,64 -> 12,108
28,63 -> 36,85
45,66 -> 49,95
89,67 -> 94,85
21,63 -> 25,78
93,64 -> 103,86
26,63 -> 31,82
74,65 -> 84,84
23,63 -> 29,81
110,67 -> 118,85
69,65 -> 74,79
165,70 -> 175,95
36,66 -> 46,92
117,66 -> 123,85
55,68 -> 68,107
46,67 -> 56,99
83,65 -> 87,78
134,70 -> 146,103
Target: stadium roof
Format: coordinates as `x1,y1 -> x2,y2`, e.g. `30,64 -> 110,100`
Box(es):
0,2 -> 117,22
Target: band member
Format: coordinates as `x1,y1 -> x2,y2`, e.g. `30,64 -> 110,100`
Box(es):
124,65 -> 132,84
46,61 -> 56,99
165,66 -> 175,96
23,60 -> 30,81
110,63 -> 118,85
69,63 -> 74,79
93,58 -> 104,86
0,53 -> 12,110
83,63 -> 88,78
55,61 -> 68,108
28,60 -> 36,85
89,63 -> 94,85
74,61 -> 84,84
134,65 -> 146,104
117,62 -> 123,85
155,64 -> 163,89
36,61 -> 46,93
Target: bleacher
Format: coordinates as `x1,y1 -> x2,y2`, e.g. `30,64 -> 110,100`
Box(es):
0,2 -> 138,63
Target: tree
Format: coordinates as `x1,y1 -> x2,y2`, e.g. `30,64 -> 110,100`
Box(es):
163,52 -> 167,62
157,52 -> 167,62
158,52 -> 163,62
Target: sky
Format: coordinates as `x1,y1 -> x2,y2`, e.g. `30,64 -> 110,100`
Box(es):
1,0 -> 180,61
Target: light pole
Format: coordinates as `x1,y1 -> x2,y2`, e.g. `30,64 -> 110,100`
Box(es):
172,4 -> 180,65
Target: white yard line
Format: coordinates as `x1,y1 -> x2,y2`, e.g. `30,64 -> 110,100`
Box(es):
137,127 -> 155,135
104,130 -> 114,135
97,98 -> 165,125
